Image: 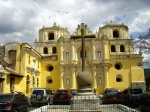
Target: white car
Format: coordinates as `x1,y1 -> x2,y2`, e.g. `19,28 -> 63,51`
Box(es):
30,88 -> 54,106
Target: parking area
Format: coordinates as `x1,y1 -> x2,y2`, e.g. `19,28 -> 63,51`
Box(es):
28,89 -> 150,112
30,104 -> 138,112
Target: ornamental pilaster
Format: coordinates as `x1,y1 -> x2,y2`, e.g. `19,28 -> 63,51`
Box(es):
104,66 -> 109,89
116,44 -> 120,53
92,41 -> 96,60
59,67 -> 64,90
103,40 -> 108,59
92,66 -> 97,89
71,67 -> 76,90
40,47 -> 42,54
60,42 -> 64,61
120,29 -> 123,38
71,40 -> 75,61
125,45 -> 128,53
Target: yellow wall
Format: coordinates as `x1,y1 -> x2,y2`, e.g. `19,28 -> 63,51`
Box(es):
40,62 -> 60,92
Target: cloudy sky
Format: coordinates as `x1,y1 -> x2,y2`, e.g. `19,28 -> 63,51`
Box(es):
0,0 -> 150,45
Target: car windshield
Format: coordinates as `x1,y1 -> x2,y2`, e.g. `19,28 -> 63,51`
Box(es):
143,90 -> 150,93
70,90 -> 77,95
32,90 -> 44,95
56,90 -> 68,95
46,90 -> 54,95
0,95 -> 14,101
130,89 -> 142,94
107,90 -> 120,95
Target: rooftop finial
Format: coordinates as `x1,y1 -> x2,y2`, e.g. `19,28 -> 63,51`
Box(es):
53,22 -> 57,26
110,20 -> 113,24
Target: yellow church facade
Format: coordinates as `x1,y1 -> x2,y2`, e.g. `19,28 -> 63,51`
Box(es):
33,21 -> 145,94
0,21 -> 145,95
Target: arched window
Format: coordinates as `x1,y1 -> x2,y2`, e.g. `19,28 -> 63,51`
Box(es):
97,51 -> 101,58
120,45 -> 125,52
99,77 -> 102,85
66,78 -> 70,85
113,30 -> 119,38
48,33 -> 54,40
43,47 -> 48,54
66,52 -> 69,59
116,75 -> 123,82
52,47 -> 57,54
47,76 -> 53,84
115,62 -> 123,70
47,65 -> 54,72
80,50 -> 87,58
111,45 -> 116,52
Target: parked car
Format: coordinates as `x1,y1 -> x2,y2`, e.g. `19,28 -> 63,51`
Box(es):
53,90 -> 72,105
142,89 -> 150,94
139,91 -> 150,112
70,90 -> 78,96
122,88 -> 143,102
0,92 -> 29,112
101,88 -> 123,104
30,88 -> 54,106
102,88 -> 123,104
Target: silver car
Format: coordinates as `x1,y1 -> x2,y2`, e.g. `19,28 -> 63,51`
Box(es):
30,88 -> 54,105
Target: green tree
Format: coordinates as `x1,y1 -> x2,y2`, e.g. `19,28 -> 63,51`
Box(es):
145,76 -> 150,90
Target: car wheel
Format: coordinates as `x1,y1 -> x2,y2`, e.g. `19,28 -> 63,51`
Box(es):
36,94 -> 43,101
46,99 -> 50,105
50,99 -> 53,105
102,99 -> 105,104
139,105 -> 147,112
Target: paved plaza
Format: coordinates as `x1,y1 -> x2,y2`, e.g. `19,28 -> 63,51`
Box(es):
30,104 -> 139,112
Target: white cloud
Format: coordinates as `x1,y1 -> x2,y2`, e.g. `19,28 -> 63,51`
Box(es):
0,0 -> 149,41
0,0 -> 150,64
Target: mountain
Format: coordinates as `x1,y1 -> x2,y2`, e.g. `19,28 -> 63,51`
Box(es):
144,68 -> 150,76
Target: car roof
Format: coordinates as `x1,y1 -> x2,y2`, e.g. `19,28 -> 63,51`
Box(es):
56,90 -> 68,91
105,88 -> 120,90
0,93 -> 16,95
33,88 -> 51,90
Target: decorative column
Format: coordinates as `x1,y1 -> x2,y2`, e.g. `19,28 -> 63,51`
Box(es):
92,66 -> 97,89
71,66 -> 76,89
92,40 -> 96,60
59,67 -> 64,90
71,40 -> 75,61
60,41 -> 63,61
116,44 -> 119,53
40,47 -> 43,54
125,45 -> 128,53
110,30 -> 113,38
104,66 -> 109,89
103,40 -> 107,59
